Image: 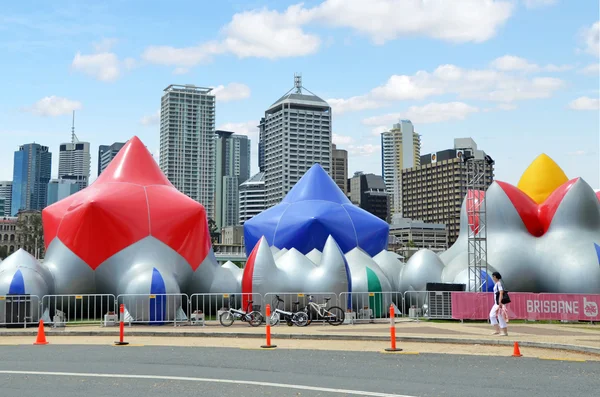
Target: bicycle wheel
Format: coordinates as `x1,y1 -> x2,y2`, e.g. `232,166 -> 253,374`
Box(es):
325,306 -> 345,326
303,306 -> 313,326
293,311 -> 309,327
219,311 -> 234,327
248,311 -> 264,327
270,312 -> 280,326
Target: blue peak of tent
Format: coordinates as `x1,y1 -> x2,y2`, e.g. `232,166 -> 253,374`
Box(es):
282,164 -> 351,204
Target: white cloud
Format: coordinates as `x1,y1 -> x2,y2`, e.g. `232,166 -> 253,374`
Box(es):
363,102 -> 479,126
141,0 -> 515,71
490,55 -> 572,73
370,126 -> 390,137
93,38 -> 118,52
140,109 -> 160,126
568,96 -> 600,110
332,133 -> 354,145
23,96 -> 82,117
523,0 -> 558,9
71,51 -> 121,82
580,63 -> 600,75
330,61 -> 566,115
581,21 -> 599,57
346,144 -> 381,157
497,103 -> 517,111
211,83 -> 251,102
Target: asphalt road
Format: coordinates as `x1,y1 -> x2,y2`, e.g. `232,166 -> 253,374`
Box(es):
0,345 -> 598,397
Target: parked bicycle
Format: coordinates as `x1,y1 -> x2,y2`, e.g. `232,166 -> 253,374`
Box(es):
302,295 -> 345,326
219,300 -> 264,327
269,295 -> 309,327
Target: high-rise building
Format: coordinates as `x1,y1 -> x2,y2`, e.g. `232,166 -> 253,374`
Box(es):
258,117 -> 266,172
401,138 -> 494,244
159,84 -> 216,218
47,179 -> 80,206
260,74 -> 332,207
0,181 -> 12,217
58,113 -> 91,191
381,120 -> 421,217
215,130 -> 251,229
11,143 -> 52,216
98,142 -> 126,176
349,172 -> 389,222
239,172 -> 266,225
331,144 -> 348,195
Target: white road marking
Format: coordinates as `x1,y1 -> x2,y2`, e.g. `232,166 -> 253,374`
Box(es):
0,370 -> 417,397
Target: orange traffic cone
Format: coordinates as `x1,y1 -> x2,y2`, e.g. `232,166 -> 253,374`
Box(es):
512,341 -> 522,357
34,320 -> 49,345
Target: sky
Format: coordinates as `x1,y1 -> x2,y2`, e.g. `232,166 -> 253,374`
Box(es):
0,0 -> 599,189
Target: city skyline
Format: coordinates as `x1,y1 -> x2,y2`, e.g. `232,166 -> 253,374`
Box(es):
0,1 -> 598,189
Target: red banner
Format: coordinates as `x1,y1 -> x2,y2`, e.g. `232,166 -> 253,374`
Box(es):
451,292 -> 600,321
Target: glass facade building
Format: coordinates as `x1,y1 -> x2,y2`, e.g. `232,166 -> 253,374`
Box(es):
11,143 -> 52,216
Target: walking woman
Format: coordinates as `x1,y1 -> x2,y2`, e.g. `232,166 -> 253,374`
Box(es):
490,271 -> 508,336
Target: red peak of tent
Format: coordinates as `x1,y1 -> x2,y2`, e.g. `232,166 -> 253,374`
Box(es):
96,136 -> 172,186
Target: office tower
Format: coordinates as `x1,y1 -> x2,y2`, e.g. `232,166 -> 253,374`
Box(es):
401,138 -> 494,244
11,143 -> 52,215
331,144 -> 348,195
381,120 -> 421,217
47,179 -> 80,206
258,117 -> 265,172
98,142 -> 126,176
239,172 -> 266,225
159,84 -> 216,218
215,130 -> 251,229
260,74 -> 332,207
348,172 -> 389,221
58,112 -> 91,191
0,181 -> 12,217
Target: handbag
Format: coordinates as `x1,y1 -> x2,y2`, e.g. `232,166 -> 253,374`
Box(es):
500,282 -> 511,304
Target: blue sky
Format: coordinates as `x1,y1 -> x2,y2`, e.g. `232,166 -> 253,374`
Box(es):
0,0 -> 598,189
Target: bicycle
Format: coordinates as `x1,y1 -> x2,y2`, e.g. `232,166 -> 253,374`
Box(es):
269,295 -> 309,327
302,295 -> 345,326
219,300 -> 264,327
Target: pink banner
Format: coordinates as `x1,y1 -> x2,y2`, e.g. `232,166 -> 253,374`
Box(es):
451,292 -> 600,321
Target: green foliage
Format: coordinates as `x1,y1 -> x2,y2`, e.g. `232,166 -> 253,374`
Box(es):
0,245 -> 7,260
17,211 -> 45,258
207,218 -> 220,243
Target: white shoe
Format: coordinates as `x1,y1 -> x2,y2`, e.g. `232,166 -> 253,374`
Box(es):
491,331 -> 500,335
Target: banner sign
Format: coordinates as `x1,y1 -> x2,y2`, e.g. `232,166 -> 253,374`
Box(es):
451,292 -> 600,321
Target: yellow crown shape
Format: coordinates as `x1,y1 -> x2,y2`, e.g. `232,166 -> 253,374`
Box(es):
517,154 -> 569,204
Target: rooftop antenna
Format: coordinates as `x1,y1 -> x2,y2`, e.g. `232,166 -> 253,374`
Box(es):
294,73 -> 302,94
71,110 -> 79,143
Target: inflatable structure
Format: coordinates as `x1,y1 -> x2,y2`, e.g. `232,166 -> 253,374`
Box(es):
401,154 -> 600,294
243,164 -> 399,314
38,136 -> 240,321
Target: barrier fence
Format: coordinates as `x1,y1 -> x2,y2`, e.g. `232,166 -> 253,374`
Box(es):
1,291 -> 598,327
116,293 -> 189,327
338,292 -> 404,323
0,294 -> 40,327
41,294 -> 116,326
451,292 -> 600,322
189,293 -> 262,325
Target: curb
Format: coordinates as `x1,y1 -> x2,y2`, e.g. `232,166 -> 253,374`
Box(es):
2,329 -> 599,355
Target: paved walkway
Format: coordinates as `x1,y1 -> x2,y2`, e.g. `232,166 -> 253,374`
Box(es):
1,319 -> 598,355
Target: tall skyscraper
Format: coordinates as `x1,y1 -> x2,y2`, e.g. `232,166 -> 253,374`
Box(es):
401,138 -> 494,244
58,112 -> 91,191
260,74 -> 332,207
381,120 -> 421,217
98,142 -> 126,176
11,143 -> 52,216
239,172 -> 267,225
349,172 -> 389,222
159,84 -> 216,218
215,130 -> 251,229
331,144 -> 348,195
0,181 -> 12,217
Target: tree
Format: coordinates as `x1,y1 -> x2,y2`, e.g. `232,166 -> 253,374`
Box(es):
406,240 -> 416,248
16,211 -> 45,258
0,245 -> 7,260
207,218 -> 220,244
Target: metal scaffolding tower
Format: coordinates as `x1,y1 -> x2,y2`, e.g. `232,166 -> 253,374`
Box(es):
465,157 -> 489,292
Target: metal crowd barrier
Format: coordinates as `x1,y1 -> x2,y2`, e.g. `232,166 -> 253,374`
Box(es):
0,294 -> 41,328
339,292 -> 404,323
41,294 -> 116,327
189,293 -> 263,325
263,292 -> 339,325
116,293 -> 189,327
